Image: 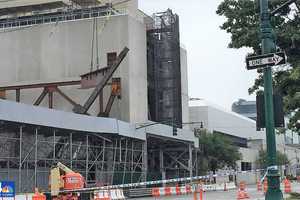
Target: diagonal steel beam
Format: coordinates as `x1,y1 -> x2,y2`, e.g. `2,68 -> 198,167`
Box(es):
164,151 -> 189,171
55,87 -> 78,106
33,88 -> 48,106
98,93 -> 116,117
73,47 -> 129,114
166,150 -> 188,168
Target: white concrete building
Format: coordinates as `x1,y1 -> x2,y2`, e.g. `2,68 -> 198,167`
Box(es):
189,100 -> 300,180
189,100 -> 264,171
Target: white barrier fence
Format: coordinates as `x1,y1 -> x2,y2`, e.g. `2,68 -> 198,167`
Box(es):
151,182 -> 237,197
94,189 -> 126,200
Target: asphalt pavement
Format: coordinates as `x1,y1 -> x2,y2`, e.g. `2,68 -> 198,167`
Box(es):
131,183 -> 300,200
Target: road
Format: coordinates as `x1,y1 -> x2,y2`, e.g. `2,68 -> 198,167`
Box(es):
131,183 -> 300,200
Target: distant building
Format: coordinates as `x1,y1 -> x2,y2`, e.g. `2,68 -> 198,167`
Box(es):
189,99 -> 300,182
232,99 -> 257,121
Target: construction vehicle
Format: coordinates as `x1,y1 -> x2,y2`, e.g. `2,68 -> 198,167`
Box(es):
50,162 -> 85,200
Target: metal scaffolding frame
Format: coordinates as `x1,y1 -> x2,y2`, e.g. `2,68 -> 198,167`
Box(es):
147,9 -> 182,127
0,4 -> 124,31
147,134 -> 199,181
0,121 -> 146,193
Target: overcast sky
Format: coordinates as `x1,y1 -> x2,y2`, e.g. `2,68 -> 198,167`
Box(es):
139,0 -> 258,110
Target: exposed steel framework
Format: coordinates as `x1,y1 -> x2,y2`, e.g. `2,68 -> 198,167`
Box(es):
147,9 -> 183,128
0,121 -> 146,193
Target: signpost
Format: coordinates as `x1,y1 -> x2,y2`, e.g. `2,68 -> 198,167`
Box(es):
256,0 -> 284,199
245,0 -> 294,199
246,52 -> 286,70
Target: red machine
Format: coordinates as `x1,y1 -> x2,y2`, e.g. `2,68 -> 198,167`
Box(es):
50,162 -> 85,200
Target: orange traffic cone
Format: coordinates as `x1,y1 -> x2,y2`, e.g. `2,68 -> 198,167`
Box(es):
193,191 -> 198,200
32,188 -> 46,200
237,182 -> 250,200
283,178 -> 292,193
199,188 -> 203,200
257,180 -> 262,191
263,179 -> 268,194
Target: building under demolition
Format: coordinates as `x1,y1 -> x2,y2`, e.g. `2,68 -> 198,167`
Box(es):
0,0 -> 198,193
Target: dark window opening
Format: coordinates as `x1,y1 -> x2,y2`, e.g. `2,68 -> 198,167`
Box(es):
107,52 -> 117,67
241,162 -> 252,171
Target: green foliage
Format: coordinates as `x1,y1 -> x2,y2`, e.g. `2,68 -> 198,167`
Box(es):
256,149 -> 289,169
198,131 -> 242,173
217,0 -> 300,133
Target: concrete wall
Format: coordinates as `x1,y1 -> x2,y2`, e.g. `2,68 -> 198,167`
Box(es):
180,47 -> 189,129
189,102 -> 265,140
0,14 -> 148,124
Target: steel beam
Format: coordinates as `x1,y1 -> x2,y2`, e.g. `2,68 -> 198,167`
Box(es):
16,89 -> 20,102
0,80 -> 81,91
33,88 -> 48,106
164,151 -> 189,171
18,126 -> 22,192
159,148 -> 166,181
188,143 -> 193,178
48,91 -> 53,109
99,91 -> 104,113
55,87 -> 78,106
101,93 -> 116,117
34,128 -> 38,188
73,47 -> 129,114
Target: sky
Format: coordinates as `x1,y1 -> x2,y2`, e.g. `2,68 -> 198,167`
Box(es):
139,0 -> 258,110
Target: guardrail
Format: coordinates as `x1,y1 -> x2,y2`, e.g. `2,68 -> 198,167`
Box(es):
0,6 -> 127,31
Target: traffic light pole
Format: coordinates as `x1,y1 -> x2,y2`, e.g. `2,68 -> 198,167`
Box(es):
260,0 -> 283,199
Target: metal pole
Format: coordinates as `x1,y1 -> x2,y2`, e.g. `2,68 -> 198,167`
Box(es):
188,143 -> 193,179
159,147 -> 166,184
86,135 -> 89,183
260,0 -> 283,199
122,139 -> 128,184
34,128 -> 38,188
53,130 -> 56,162
70,133 -> 73,169
19,126 -> 23,193
143,140 -> 148,182
131,141 -> 134,183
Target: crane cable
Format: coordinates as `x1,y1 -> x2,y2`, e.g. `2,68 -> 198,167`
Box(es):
89,1 -> 114,73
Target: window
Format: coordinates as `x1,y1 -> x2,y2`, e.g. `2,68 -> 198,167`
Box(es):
241,162 -> 252,171
107,52 -> 117,67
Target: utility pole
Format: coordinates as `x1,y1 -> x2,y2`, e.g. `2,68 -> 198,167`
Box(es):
260,0 -> 283,199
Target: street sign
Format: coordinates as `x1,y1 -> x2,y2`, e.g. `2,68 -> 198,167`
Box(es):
246,52 -> 286,70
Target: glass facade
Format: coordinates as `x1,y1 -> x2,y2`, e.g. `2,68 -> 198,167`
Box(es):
232,99 -> 257,121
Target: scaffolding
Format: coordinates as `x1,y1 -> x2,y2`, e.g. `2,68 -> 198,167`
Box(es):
147,9 -> 182,127
0,4 -> 124,30
147,134 -> 199,181
0,121 -> 146,193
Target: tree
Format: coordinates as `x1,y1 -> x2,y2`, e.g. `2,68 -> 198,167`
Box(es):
256,150 -> 289,169
198,131 -> 242,174
216,0 -> 300,133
